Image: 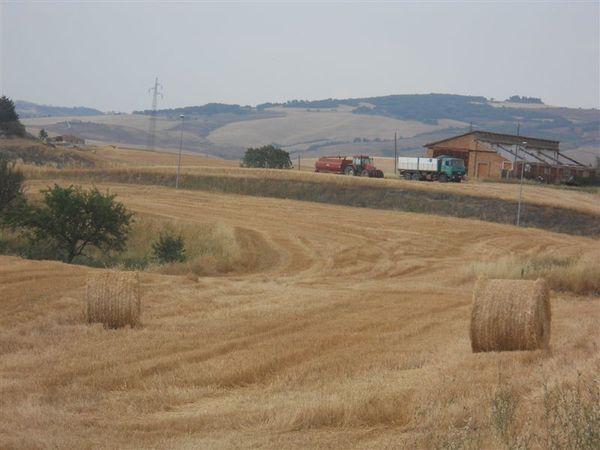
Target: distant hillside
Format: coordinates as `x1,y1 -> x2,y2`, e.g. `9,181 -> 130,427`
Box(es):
16,100 -> 104,118
143,94 -> 597,152
134,103 -> 256,117
255,94 -> 598,153
21,93 -> 599,162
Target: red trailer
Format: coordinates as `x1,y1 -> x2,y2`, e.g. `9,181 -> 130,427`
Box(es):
315,155 -> 384,178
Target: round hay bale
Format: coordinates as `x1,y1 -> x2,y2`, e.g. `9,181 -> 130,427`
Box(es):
470,278 -> 550,352
86,271 -> 141,328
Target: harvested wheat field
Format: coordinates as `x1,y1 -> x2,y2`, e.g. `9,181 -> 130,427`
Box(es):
1,182 -> 599,449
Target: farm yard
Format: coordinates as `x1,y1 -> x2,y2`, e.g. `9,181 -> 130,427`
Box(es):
1,144 -> 599,448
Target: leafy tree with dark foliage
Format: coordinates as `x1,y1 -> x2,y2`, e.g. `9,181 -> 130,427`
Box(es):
0,96 -> 26,137
242,145 -> 292,169
0,156 -> 26,226
22,184 -> 134,263
152,231 -> 186,263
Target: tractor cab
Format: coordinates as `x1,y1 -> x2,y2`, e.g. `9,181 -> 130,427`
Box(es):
352,155 -> 375,171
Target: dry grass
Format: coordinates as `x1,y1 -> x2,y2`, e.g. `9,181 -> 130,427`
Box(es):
21,167 -> 600,238
0,182 -> 598,449
470,278 -> 551,352
464,253 -> 600,296
112,216 -> 245,275
86,270 -> 141,328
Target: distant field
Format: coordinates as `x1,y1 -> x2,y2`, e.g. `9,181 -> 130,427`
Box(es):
207,106 -> 467,152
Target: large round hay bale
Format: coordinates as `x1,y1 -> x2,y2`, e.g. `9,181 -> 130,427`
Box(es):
86,271 -> 141,328
470,278 -> 550,352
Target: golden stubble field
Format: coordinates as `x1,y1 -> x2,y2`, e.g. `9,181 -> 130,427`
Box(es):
1,175 -> 599,449
23,144 -> 600,216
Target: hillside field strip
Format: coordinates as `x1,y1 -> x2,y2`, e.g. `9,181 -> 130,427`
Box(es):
22,145 -> 600,217
1,169 -> 599,448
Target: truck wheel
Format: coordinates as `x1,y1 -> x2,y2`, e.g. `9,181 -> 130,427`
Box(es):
344,166 -> 355,176
411,173 -> 421,181
403,172 -> 412,180
439,174 -> 448,183
361,170 -> 370,177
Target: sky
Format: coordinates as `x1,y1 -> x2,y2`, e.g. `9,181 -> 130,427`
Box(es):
1,1 -> 599,112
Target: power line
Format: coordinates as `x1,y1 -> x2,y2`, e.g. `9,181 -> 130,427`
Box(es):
147,77 -> 163,150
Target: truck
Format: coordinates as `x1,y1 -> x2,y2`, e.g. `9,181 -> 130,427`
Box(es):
315,155 -> 384,178
397,155 -> 465,182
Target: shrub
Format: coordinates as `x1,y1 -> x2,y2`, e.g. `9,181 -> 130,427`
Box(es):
242,145 -> 292,169
152,230 -> 186,264
0,96 -> 26,137
21,184 -> 134,263
0,155 -> 26,227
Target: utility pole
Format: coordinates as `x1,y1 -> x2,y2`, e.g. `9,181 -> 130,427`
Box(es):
147,77 -> 163,151
175,114 -> 185,189
516,141 -> 528,227
394,132 -> 397,176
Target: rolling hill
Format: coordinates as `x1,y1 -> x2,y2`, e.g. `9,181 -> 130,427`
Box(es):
15,100 -> 104,118
19,94 -> 600,163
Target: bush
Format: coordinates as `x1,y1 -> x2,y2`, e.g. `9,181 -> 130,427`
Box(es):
0,156 -> 26,227
242,145 -> 292,169
152,231 -> 186,264
0,96 -> 26,137
20,184 -> 134,263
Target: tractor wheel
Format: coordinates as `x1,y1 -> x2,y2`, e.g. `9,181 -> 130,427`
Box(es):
439,174 -> 448,183
344,166 -> 355,176
361,170 -> 370,177
411,172 -> 421,181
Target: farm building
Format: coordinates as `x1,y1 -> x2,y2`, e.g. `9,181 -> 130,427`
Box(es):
424,131 -> 595,183
60,134 -> 86,145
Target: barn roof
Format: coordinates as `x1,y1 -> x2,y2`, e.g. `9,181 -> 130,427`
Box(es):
424,131 -> 560,152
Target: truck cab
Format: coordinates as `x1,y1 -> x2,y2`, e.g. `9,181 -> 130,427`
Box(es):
439,157 -> 466,181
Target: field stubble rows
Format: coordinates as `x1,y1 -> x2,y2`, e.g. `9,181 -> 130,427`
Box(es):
1,182 -> 599,448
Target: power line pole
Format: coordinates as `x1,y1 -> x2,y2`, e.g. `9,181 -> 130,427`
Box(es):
394,132 -> 397,176
176,114 -> 185,189
147,77 -> 163,151
516,140 -> 528,227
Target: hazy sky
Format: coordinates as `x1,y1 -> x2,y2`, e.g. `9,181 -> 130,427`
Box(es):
1,1 -> 599,112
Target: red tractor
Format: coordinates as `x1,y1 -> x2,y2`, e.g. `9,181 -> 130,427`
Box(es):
315,155 -> 384,178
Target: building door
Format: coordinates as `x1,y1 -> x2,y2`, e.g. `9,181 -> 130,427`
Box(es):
477,162 -> 490,178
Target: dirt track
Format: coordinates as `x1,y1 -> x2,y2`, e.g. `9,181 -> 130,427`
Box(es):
1,183 -> 599,449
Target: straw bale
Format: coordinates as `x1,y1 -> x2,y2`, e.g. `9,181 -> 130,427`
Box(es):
470,278 -> 550,352
86,271 -> 141,328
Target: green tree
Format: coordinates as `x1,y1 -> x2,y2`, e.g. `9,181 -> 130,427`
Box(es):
0,96 -> 26,138
39,128 -> 48,140
0,155 -> 26,226
152,231 -> 186,264
22,184 -> 134,263
242,145 -> 292,169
